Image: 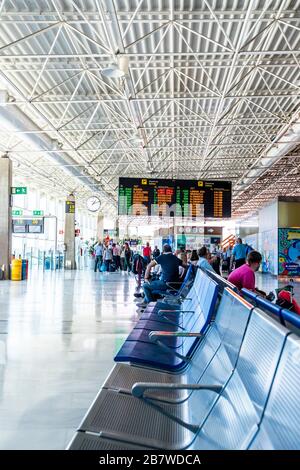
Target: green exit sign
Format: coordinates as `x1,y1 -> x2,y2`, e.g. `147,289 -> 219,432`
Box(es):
33,210 -> 44,216
11,187 -> 27,195
12,209 -> 23,216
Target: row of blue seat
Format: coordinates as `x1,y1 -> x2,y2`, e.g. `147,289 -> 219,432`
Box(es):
113,269 -> 219,371
68,271 -> 300,450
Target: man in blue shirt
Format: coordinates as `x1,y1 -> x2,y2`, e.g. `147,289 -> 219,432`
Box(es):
138,244 -> 182,306
232,237 -> 247,269
197,246 -> 215,273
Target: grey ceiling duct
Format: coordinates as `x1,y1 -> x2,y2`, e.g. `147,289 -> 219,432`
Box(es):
0,103 -> 115,205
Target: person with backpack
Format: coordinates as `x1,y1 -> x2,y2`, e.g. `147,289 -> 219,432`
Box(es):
245,243 -> 254,256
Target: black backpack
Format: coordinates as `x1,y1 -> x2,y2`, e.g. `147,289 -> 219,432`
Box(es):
132,254 -> 144,274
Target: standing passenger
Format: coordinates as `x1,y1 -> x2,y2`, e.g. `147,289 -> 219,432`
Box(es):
120,245 -> 125,271
231,237 -> 247,269
124,242 -> 132,272
94,242 -> 103,272
112,243 -> 121,271
143,242 -> 152,265
103,244 -> 113,272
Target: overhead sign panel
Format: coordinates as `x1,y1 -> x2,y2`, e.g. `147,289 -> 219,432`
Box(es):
12,218 -> 44,234
118,178 -> 231,218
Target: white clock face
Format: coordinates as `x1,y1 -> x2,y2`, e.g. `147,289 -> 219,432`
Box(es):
87,196 -> 101,212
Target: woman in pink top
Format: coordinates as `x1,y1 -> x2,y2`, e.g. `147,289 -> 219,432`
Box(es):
228,251 -> 262,293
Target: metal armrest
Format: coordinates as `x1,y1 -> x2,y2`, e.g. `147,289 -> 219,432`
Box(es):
158,309 -> 194,316
132,382 -> 223,398
165,282 -> 182,292
149,331 -> 202,341
145,331 -> 203,362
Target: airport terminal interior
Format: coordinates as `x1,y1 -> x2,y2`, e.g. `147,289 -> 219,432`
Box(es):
0,0 -> 300,452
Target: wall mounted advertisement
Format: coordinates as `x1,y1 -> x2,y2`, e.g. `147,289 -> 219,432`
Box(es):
278,228 -> 300,276
259,229 -> 277,274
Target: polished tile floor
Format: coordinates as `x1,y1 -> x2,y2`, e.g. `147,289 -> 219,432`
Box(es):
0,269 -> 138,450
0,269 -> 299,449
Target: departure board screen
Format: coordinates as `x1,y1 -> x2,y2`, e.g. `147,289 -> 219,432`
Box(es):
175,179 -> 232,218
118,178 -> 231,218
118,178 -> 175,216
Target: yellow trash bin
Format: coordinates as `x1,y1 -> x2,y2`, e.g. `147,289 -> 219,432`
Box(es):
11,258 -> 22,281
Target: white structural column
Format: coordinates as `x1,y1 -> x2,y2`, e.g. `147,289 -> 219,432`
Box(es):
64,193 -> 76,269
115,216 -> 119,240
0,156 -> 12,279
97,212 -> 104,241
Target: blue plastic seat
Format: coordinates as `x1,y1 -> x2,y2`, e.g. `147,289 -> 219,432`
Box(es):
137,287 -> 198,324
128,303 -> 210,348
68,289 -> 254,450
138,268 -> 206,323
249,334 -> 300,449
115,285 -> 251,373
191,309 -> 289,449
163,264 -> 194,300
204,268 -> 238,295
114,276 -> 219,371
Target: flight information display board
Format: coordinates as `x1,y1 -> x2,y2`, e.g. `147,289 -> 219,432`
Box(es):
119,178 -> 175,216
118,178 -> 231,218
175,179 -> 232,218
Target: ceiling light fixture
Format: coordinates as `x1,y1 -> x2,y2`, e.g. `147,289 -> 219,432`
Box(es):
101,56 -> 129,79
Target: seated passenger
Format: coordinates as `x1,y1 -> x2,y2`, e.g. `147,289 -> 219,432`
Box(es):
138,244 -> 183,307
189,249 -> 199,266
211,254 -> 221,275
151,263 -> 162,281
228,250 -> 262,293
197,246 -> 215,273
177,247 -> 187,265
